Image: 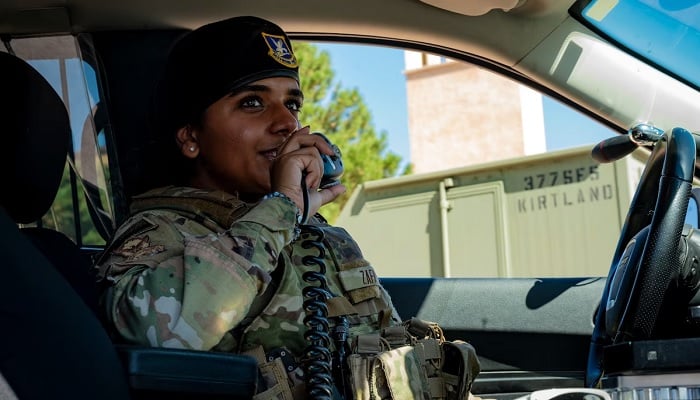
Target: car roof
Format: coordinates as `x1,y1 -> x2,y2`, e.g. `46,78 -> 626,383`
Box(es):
4,0 -> 700,154
1,1 -> 611,129
0,0 -> 572,70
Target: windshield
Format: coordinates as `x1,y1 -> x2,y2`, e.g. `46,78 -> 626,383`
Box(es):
571,0 -> 700,91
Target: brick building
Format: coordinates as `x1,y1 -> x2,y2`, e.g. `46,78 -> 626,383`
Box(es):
404,51 -> 547,173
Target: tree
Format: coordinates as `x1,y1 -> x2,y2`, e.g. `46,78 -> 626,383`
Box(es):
40,162 -> 106,246
293,42 -> 412,222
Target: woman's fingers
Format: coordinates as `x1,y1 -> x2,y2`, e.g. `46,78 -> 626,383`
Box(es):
271,128 -> 342,216
278,127 -> 335,157
302,183 -> 346,220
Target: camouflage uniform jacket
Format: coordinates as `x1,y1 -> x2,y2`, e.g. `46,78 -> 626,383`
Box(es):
96,186 -> 401,358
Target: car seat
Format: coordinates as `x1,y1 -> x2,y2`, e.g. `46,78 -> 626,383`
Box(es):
0,49 -> 259,400
0,50 -> 132,399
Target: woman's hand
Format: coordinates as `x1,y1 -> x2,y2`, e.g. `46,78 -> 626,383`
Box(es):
270,126 -> 346,219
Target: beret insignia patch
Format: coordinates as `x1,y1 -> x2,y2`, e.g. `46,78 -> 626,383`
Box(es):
262,32 -> 298,68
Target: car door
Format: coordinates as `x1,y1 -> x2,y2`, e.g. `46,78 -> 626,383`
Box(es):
382,276 -> 603,398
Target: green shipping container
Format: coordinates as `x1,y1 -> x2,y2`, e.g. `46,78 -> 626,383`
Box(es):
336,146 -> 663,278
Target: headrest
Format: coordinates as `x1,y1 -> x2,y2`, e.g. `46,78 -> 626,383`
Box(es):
0,51 -> 70,224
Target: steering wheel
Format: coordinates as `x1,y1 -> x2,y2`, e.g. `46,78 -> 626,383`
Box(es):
585,127 -> 697,387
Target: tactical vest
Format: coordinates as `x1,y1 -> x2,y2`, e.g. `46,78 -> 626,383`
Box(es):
98,186 -> 480,399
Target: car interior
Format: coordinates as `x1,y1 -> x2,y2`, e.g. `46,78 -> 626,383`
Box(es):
2,0 -> 700,399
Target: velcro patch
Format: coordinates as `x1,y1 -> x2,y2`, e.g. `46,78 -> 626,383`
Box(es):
338,266 -> 381,304
338,266 -> 379,291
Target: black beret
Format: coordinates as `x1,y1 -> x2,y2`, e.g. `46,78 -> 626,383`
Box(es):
156,15 -> 299,135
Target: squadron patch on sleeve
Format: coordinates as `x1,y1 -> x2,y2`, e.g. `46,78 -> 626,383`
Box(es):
112,235 -> 165,260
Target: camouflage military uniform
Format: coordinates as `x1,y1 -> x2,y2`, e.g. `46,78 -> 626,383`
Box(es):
96,185 -> 401,359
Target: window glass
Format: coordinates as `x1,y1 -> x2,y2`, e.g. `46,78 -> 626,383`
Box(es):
686,199 -> 698,228
6,35 -> 114,246
1,34 -> 661,276
299,42 -> 636,278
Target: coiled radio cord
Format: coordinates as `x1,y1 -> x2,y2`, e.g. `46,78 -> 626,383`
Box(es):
300,224 -> 334,399
298,175 -> 351,399
298,160 -> 353,399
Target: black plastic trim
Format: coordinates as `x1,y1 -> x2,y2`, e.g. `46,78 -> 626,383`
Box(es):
116,345 -> 258,398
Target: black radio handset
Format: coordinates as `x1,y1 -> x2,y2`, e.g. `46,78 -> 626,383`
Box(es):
313,132 -> 344,189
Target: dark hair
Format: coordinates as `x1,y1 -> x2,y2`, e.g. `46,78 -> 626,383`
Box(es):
139,107 -> 205,192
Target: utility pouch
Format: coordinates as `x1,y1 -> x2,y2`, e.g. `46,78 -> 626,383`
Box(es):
441,340 -> 480,400
252,357 -> 295,400
348,334 -> 391,400
244,346 -> 298,400
347,318 -> 480,400
373,345 -> 430,399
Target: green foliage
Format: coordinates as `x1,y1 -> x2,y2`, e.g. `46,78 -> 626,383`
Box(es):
293,42 -> 411,222
40,162 -> 106,246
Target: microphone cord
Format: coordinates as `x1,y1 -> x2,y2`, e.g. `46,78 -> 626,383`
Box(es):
299,176 -> 334,399
301,175 -> 310,224
298,176 -> 351,399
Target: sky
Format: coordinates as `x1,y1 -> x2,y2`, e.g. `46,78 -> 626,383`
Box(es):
314,42 -> 617,168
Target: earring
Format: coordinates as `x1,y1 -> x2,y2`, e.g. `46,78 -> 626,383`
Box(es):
189,146 -> 195,152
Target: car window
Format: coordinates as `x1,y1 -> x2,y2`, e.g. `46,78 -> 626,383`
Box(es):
1,34 -> 668,276
297,41 -> 630,278
5,35 -> 115,247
